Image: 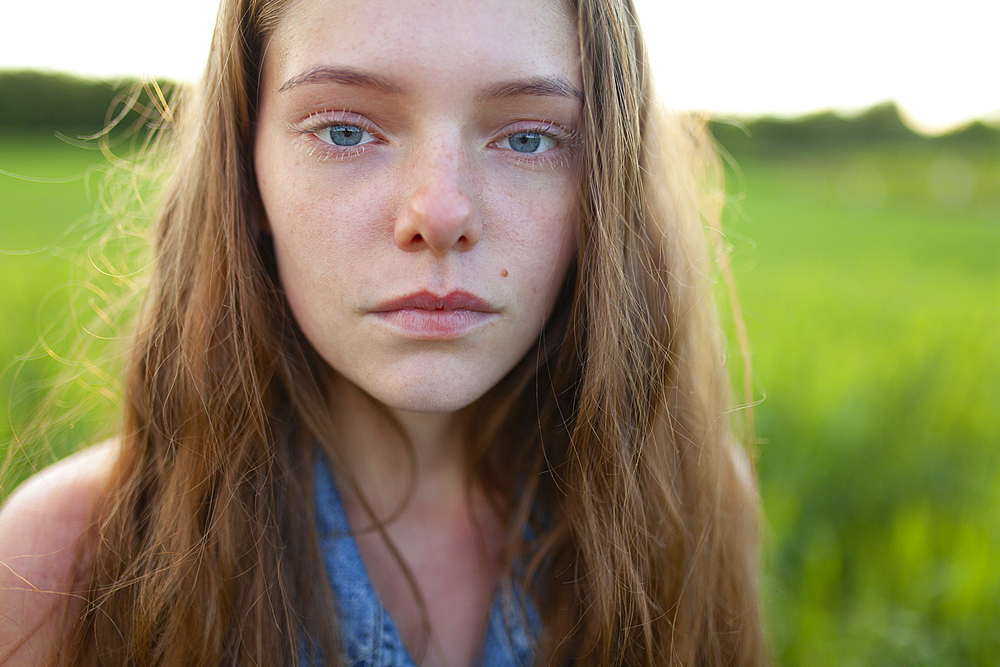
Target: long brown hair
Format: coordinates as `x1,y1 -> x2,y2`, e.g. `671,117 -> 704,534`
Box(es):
62,0 -> 766,664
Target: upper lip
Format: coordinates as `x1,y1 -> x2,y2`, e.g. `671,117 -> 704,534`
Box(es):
371,290 -> 495,313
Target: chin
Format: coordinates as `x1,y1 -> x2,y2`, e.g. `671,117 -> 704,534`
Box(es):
331,351 -> 513,416
367,381 -> 488,415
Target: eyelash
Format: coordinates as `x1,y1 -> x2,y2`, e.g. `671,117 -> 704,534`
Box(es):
492,122 -> 573,165
292,112 -> 382,159
291,112 -> 574,164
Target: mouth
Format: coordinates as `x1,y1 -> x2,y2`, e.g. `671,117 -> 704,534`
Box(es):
369,290 -> 499,339
372,290 -> 495,313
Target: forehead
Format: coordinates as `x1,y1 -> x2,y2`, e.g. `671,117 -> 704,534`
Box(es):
265,0 -> 581,91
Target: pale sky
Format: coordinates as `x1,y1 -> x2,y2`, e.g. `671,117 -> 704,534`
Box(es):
1,0 -> 997,133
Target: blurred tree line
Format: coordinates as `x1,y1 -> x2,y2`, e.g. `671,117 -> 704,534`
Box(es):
0,70 -> 174,138
708,102 -> 1000,157
3,69 -> 999,154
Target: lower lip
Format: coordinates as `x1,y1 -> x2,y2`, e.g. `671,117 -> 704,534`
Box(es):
370,308 -> 498,339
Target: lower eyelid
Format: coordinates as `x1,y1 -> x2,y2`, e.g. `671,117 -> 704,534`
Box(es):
294,133 -> 373,160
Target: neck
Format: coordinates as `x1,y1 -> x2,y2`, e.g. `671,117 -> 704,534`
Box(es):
327,376 -> 473,516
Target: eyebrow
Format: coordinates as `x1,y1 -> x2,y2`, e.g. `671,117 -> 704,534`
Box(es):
279,66 -> 582,104
279,66 -> 403,94
482,76 -> 584,103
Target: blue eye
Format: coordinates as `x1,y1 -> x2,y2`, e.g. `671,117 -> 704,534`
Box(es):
503,131 -> 557,154
316,125 -> 373,147
510,132 -> 541,153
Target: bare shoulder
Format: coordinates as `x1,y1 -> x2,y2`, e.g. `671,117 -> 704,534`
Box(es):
0,440 -> 119,666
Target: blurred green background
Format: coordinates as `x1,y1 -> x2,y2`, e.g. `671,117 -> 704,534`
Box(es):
2,72 -> 998,664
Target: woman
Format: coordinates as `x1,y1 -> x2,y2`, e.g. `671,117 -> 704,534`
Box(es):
0,0 -> 766,665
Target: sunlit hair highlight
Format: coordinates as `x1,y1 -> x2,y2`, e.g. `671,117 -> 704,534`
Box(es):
58,0 -> 766,665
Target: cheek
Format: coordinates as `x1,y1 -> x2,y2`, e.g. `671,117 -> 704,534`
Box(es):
262,164 -> 393,295
261,192 -> 365,344
489,172 -> 579,301
533,213 -> 577,321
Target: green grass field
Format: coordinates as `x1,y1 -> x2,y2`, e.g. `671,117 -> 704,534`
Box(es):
2,128 -> 998,664
723,141 -> 1000,664
0,131 -> 110,453
0,130 -> 144,479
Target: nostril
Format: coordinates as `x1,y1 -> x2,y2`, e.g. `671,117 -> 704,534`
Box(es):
413,233 -> 423,243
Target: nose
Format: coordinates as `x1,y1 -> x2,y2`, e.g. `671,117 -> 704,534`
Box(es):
394,140 -> 482,256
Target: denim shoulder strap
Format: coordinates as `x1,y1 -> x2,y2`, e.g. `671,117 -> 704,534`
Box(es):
313,456 -> 541,667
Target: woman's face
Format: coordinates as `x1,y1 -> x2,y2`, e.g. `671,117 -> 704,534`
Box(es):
254,0 -> 582,414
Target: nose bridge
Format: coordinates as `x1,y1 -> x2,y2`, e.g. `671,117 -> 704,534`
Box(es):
395,130 -> 481,255
418,131 -> 466,185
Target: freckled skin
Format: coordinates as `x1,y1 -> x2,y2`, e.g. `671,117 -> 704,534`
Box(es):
254,0 -> 582,415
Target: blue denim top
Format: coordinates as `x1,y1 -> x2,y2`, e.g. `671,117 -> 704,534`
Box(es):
312,457 -> 541,667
